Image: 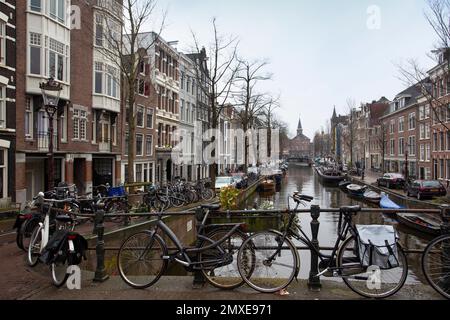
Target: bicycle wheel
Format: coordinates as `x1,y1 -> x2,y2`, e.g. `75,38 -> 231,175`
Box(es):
51,261 -> 69,287
107,201 -> 129,223
201,189 -> 215,201
27,225 -> 43,267
19,217 -> 40,252
422,235 -> 450,299
199,229 -> 250,290
337,236 -> 408,299
117,231 -> 168,289
237,231 -> 298,293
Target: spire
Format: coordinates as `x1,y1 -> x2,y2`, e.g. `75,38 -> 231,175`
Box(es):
297,116 -> 303,136
332,106 -> 337,119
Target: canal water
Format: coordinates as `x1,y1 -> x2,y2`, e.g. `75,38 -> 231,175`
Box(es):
241,165 -> 434,284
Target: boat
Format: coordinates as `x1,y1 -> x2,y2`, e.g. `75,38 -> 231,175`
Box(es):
339,180 -> 352,193
346,184 -> 368,197
363,190 -> 382,204
396,213 -> 441,236
272,169 -> 284,186
260,179 -> 275,192
380,194 -> 405,210
314,166 -> 346,186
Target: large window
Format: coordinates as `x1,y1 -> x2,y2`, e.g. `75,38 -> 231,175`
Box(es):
136,134 -> 143,156
441,132 -> 445,151
398,138 -> 404,156
136,164 -> 143,182
146,135 -> 153,156
390,139 -> 395,155
29,33 -> 42,75
30,0 -> 41,12
146,108 -> 153,129
94,14 -> 120,50
409,113 -> 416,130
94,62 -> 119,99
25,98 -> 33,139
409,136 -> 416,156
49,0 -> 66,24
49,38 -> 65,81
0,22 -> 5,66
0,86 -> 5,129
136,106 -> 144,127
73,109 -> 87,141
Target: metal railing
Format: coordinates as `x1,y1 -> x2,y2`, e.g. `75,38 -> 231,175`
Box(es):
50,204 -> 450,291
37,131 -> 58,152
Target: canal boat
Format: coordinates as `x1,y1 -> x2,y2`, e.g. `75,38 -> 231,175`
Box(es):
380,194 -> 405,210
346,184 -> 368,197
339,180 -> 352,193
315,166 -> 346,186
260,179 -> 276,192
272,169 -> 284,186
396,213 -> 441,236
363,190 -> 382,204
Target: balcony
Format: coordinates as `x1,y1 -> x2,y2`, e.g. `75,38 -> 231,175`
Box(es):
99,140 -> 112,153
37,132 -> 58,153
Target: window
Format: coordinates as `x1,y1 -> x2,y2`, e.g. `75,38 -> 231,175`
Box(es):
399,138 -> 404,156
94,62 -> 119,98
136,106 -> 144,127
419,106 -> 425,120
49,0 -> 65,24
420,124 -> 425,140
146,135 -> 153,156
425,124 -> 431,139
390,139 -> 395,155
135,164 -> 143,182
441,132 -> 445,151
0,148 -> 7,199
124,132 -> 129,155
426,144 -> 431,161
60,105 -> 67,142
73,109 -> 87,140
95,62 -> 103,94
95,15 -> 103,47
398,117 -> 405,132
30,0 -> 41,12
0,22 -> 5,65
420,144 -> 425,162
409,136 -> 416,156
434,132 -> 438,151
136,134 -> 143,156
146,108 -> 153,129
49,38 -> 65,81
25,98 -> 33,138
409,113 -> 416,130
440,159 -> 445,179
30,33 -> 42,75
425,105 -> 431,119
0,86 -> 5,129
390,120 -> 395,134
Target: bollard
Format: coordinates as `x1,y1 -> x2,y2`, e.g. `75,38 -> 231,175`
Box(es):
308,205 -> 322,292
93,209 -> 109,283
192,207 -> 206,289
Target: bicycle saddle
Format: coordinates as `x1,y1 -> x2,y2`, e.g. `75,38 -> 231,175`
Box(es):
55,215 -> 73,223
340,206 -> 361,213
201,204 -> 220,211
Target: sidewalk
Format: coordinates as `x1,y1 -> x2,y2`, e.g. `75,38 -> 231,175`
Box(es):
20,271 -> 443,301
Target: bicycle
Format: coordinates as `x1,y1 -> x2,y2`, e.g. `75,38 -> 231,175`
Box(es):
422,233 -> 450,299
237,192 -> 409,299
117,204 -> 252,290
27,194 -> 79,287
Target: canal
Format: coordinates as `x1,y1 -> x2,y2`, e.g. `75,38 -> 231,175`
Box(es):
242,165 -> 434,284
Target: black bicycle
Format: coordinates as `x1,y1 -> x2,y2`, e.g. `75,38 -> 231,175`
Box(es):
237,192 -> 408,299
117,204 -> 252,290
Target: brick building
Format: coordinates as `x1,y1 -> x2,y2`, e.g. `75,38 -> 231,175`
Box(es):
380,83 -> 423,179
0,0 -> 16,204
15,0 -> 123,204
284,116 -> 312,161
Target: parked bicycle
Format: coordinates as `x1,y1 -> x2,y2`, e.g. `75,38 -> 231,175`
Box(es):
422,233 -> 450,299
117,204 -> 252,290
237,192 -> 408,299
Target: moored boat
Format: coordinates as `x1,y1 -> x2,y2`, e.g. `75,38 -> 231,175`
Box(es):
396,213 -> 441,236
339,180 -> 352,193
363,190 -> 382,204
346,184 -> 368,197
314,166 -> 346,186
260,179 -> 275,192
380,194 -> 405,210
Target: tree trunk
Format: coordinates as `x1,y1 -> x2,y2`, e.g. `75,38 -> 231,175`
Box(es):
127,80 -> 136,188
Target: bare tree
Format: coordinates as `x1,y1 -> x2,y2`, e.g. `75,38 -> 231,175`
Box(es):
425,0 -> 450,49
259,97 -> 280,159
372,123 -> 388,173
344,99 -> 358,166
92,0 -> 166,185
190,18 -> 240,186
233,59 -> 272,170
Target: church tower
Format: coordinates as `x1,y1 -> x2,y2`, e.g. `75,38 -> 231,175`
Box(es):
297,117 -> 303,136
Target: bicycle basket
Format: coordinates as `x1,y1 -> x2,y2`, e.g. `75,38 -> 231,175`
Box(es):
108,186 -> 126,197
356,225 -> 400,270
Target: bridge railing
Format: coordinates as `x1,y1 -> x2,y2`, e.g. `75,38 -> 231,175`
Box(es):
50,204 -> 450,291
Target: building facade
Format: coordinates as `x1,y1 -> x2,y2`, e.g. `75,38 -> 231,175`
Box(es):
15,0 -> 123,204
284,117 -> 312,161
0,0 -> 16,204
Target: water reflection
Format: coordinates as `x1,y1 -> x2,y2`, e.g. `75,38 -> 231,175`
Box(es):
242,165 -> 431,283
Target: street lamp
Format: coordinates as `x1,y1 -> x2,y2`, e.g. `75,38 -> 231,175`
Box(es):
40,77 -> 63,191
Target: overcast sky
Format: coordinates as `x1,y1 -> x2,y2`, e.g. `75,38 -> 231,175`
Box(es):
152,0 -> 437,138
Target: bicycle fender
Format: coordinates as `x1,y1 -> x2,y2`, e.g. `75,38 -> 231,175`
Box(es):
267,229 -> 301,280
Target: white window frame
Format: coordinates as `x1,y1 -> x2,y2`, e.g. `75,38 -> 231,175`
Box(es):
72,108 -> 88,141
25,98 -> 34,139
0,21 -> 5,66
146,134 -> 153,156
136,105 -> 144,128
136,134 -> 143,156
398,116 -> 405,132
146,108 -> 154,129
0,147 -> 7,199
409,112 -> 416,131
0,86 -> 5,130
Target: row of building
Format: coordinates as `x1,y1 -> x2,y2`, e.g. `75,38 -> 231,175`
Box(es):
0,0 -> 249,207
321,49 -> 450,186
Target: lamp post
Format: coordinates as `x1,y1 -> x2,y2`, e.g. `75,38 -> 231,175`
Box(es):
40,77 -> 63,191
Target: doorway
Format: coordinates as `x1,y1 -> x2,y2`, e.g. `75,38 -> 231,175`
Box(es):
74,158 -> 86,193
166,159 -> 172,182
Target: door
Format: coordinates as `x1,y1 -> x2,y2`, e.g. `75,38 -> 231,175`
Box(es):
74,159 -> 86,192
93,158 -> 113,186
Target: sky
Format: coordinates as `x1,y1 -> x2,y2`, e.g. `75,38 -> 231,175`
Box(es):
148,0 -> 438,138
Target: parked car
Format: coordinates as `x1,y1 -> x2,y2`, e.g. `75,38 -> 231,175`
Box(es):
377,173 -> 406,189
214,176 -> 237,191
406,180 -> 447,200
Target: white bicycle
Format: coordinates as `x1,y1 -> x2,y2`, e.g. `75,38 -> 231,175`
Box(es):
27,193 -> 78,287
